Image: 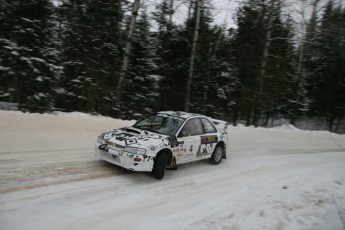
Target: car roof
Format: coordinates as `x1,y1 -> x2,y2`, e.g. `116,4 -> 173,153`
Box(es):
158,111 -> 206,119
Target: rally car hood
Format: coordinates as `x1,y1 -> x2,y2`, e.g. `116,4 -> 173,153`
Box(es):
101,127 -> 171,149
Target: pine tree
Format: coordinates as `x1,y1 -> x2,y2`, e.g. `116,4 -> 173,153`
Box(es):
309,1 -> 345,132
286,0 -> 322,124
152,0 -> 189,111
281,16 -> 302,124
179,0 -> 239,119
57,0 -> 124,115
234,1 -> 265,125
205,27 -> 239,120
234,0 -> 292,126
0,0 -> 60,112
121,9 -> 158,119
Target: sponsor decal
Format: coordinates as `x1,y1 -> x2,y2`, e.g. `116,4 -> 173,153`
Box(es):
197,143 -> 214,156
116,133 -> 134,141
148,145 -> 157,151
173,147 -> 187,154
106,141 -> 125,149
143,156 -> 154,162
200,135 -> 218,144
125,139 -> 138,145
197,135 -> 218,157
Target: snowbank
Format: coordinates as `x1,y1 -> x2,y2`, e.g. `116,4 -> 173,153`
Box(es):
274,124 -> 301,131
0,110 -> 135,153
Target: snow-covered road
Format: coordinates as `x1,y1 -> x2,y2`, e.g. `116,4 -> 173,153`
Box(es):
0,111 -> 344,230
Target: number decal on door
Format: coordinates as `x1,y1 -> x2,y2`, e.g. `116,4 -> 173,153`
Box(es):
197,144 -> 214,156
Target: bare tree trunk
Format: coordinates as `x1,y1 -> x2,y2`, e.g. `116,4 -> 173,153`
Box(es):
293,0 -> 321,124
251,6 -> 274,126
116,1 -> 124,31
187,1 -> 193,20
185,0 -> 201,111
203,48 -> 212,112
294,33 -> 306,123
116,0 -> 141,105
168,0 -> 174,25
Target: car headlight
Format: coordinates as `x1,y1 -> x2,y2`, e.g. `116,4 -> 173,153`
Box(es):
124,146 -> 146,155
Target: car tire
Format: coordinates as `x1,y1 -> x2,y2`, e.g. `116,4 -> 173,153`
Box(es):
210,144 -> 223,165
152,152 -> 167,179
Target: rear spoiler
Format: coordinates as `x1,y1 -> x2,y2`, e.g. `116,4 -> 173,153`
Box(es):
211,119 -> 229,130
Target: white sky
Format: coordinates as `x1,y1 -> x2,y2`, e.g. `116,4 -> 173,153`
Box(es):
143,0 -> 345,30
143,0 -> 241,28
53,0 -> 345,30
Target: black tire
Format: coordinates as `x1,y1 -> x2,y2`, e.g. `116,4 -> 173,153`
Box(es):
152,152 -> 167,179
210,145 -> 224,165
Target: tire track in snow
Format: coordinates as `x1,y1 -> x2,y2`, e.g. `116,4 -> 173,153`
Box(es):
0,148 -> 91,155
0,149 -> 129,194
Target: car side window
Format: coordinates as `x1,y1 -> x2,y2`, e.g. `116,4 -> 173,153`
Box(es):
178,118 -> 205,137
201,118 -> 217,133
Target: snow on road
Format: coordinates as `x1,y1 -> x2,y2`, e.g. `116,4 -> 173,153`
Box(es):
0,110 -> 344,230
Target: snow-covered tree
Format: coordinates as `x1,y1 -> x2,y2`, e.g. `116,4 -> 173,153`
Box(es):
0,0 -> 61,112
152,0 -> 189,112
57,0 -> 124,115
121,9 -> 159,119
308,1 -> 345,132
234,0 -> 294,126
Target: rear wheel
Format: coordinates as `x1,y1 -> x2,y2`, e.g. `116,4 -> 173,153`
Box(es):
152,152 -> 167,179
210,145 -> 223,165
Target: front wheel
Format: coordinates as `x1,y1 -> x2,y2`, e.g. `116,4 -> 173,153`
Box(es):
210,145 -> 224,165
152,152 -> 167,179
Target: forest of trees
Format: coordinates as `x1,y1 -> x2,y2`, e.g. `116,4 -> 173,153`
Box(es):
0,0 -> 344,132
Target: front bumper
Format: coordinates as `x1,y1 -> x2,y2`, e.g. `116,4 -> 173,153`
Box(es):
94,142 -> 154,172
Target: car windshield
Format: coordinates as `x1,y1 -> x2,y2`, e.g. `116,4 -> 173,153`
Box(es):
133,114 -> 185,136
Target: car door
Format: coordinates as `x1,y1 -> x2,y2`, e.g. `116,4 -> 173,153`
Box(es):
175,118 -> 204,163
197,118 -> 219,159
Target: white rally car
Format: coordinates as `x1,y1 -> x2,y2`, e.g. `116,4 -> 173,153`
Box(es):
94,111 -> 228,179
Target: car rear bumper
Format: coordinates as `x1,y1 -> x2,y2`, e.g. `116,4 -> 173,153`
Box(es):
94,142 -> 154,172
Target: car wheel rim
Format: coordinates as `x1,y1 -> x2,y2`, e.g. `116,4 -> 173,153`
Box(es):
214,148 -> 222,162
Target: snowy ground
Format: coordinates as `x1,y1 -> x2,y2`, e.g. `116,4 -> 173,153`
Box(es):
0,110 -> 345,230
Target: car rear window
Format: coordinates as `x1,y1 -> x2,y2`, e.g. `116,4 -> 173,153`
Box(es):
202,118 -> 217,133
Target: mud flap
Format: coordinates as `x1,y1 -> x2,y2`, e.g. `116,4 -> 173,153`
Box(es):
166,156 -> 177,170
